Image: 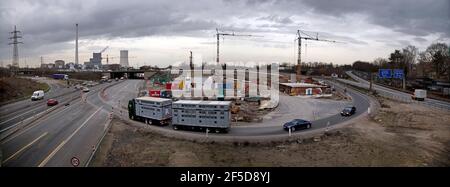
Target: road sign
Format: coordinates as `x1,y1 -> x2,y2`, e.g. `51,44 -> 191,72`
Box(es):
378,69 -> 392,78
71,157 -> 80,167
393,69 -> 404,79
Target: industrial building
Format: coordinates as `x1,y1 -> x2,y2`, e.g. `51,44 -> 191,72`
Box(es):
86,52 -> 102,69
279,82 -> 329,96
40,63 -> 55,69
54,60 -> 65,69
172,100 -> 231,132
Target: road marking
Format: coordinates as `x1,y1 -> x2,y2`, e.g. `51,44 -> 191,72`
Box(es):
38,106 -> 103,167
1,101 -> 82,144
0,105 -> 45,125
3,132 -> 48,163
0,109 -> 48,134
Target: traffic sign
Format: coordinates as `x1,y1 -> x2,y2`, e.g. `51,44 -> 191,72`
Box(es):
378,69 -> 392,78
393,69 -> 404,79
71,157 -> 80,167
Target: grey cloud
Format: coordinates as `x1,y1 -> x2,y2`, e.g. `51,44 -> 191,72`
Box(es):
414,37 -> 427,43
296,0 -> 450,37
257,15 -> 293,24
0,0 -> 218,59
0,0 -> 447,63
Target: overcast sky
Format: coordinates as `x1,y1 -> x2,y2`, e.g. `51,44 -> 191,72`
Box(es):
0,0 -> 449,68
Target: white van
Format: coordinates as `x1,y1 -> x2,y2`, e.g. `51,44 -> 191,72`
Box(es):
31,90 -> 45,101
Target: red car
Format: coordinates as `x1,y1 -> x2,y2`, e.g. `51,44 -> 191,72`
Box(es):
47,99 -> 58,106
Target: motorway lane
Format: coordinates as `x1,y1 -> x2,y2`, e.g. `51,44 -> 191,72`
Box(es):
0,91 -> 83,134
101,80 -> 144,111
0,77 -> 65,116
0,78 -> 370,166
0,78 -> 76,132
0,81 -> 127,166
2,101 -> 97,166
345,71 -> 450,110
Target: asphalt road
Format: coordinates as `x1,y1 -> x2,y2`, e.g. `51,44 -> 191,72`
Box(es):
342,71 -> 450,110
0,78 -> 76,133
0,78 -> 370,166
0,79 -> 142,167
184,80 -> 369,136
107,79 -> 371,137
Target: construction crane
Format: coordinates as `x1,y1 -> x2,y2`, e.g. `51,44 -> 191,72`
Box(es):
215,28 -> 262,64
99,46 -> 109,53
102,54 -> 136,64
295,29 -> 337,80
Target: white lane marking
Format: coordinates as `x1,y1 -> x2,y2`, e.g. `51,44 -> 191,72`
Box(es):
0,109 -> 47,133
38,106 -> 103,167
3,132 -> 48,163
0,105 -> 46,125
1,101 -> 83,144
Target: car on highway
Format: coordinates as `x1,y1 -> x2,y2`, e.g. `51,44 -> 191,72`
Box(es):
82,87 -> 90,92
340,106 -> 356,116
74,84 -> 82,90
283,119 -> 312,132
31,90 -> 45,101
46,99 -> 58,106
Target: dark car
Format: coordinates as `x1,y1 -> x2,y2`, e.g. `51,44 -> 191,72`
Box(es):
283,119 -> 312,132
47,99 -> 58,106
341,106 -> 356,116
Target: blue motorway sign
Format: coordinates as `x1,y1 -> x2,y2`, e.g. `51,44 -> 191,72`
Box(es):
378,69 -> 392,78
393,69 -> 404,79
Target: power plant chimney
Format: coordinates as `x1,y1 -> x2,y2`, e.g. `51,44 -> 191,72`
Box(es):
75,23 -> 79,65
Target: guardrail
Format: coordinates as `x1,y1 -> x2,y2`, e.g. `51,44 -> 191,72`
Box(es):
336,77 -> 450,111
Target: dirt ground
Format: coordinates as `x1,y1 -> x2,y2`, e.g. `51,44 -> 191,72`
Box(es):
0,77 -> 50,103
91,96 -> 450,167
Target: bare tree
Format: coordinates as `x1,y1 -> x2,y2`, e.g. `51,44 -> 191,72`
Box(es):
373,58 -> 389,68
419,43 -> 449,80
402,45 -> 418,77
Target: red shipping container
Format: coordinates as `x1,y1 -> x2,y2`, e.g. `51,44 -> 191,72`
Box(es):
149,90 -> 161,97
166,83 -> 172,90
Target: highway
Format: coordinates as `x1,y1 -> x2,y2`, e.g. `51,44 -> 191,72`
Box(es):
0,78 -> 76,133
1,78 -> 370,166
0,79 -> 142,167
341,71 -> 450,110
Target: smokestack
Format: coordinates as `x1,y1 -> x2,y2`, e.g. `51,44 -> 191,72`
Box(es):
75,23 -> 79,65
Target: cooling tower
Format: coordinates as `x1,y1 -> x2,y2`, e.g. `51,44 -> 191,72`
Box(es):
120,50 -> 129,68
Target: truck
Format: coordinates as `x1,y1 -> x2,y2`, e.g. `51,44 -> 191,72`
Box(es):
412,89 -> 427,101
172,100 -> 231,133
52,74 -> 68,80
149,90 -> 161,97
128,96 -> 172,125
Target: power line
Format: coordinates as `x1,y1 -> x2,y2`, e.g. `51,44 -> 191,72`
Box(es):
9,25 -> 23,68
